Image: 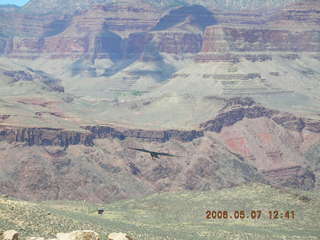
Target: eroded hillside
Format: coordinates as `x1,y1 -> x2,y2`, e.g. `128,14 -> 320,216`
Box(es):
0,0 -> 319,202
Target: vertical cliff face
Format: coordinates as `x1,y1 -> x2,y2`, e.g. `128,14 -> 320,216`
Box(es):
7,6 -> 108,58
22,0 -> 300,14
0,11 -> 64,57
1,3 -> 220,59
196,0 -> 320,63
101,2 -> 161,36
268,0 -> 320,28
201,26 -> 320,53
4,2 -> 161,59
0,38 -> 7,55
201,26 -> 230,53
4,1 -> 316,59
0,11 -> 60,37
140,5 -> 216,55
0,126 -> 94,147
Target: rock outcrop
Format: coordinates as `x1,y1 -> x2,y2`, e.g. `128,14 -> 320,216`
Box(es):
0,126 -> 94,147
2,70 -> 64,92
85,125 -> 204,143
1,230 -> 19,240
0,125 -> 204,148
201,98 -> 320,133
0,231 -> 133,240
56,231 -> 99,240
107,233 -> 132,240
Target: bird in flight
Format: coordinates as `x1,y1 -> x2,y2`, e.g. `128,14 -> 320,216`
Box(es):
128,147 -> 179,160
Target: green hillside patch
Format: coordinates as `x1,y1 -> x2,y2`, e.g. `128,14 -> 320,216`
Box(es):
1,184 -> 319,240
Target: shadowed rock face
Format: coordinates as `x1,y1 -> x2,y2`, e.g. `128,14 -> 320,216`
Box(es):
43,18 -> 71,37
95,30 -> 123,61
153,5 -> 217,31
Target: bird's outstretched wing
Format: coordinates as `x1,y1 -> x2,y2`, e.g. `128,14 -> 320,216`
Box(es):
157,152 -> 179,157
129,147 -> 181,158
128,147 -> 152,153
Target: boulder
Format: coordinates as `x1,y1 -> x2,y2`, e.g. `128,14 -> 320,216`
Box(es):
2,230 -> 19,240
107,232 -> 133,240
56,231 -> 99,240
26,238 -> 45,240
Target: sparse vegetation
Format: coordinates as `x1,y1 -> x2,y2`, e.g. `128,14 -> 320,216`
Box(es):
1,184 -> 319,240
131,90 -> 143,97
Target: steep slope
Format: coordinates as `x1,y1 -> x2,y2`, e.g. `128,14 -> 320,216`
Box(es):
1,97 -> 320,202
0,131 -> 263,202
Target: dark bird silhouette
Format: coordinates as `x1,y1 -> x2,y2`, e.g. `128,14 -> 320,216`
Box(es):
128,147 -> 179,159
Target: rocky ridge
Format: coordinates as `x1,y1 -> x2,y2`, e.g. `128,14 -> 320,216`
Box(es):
1,98 -> 319,148
0,98 -> 319,202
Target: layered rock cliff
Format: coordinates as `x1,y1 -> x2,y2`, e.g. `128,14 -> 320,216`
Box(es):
201,26 -> 320,53
1,98 -> 319,148
0,97 -> 319,203
2,2 -> 161,59
0,0 -> 319,203
201,98 -> 320,133
22,0 -> 300,14
2,1 -> 318,60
